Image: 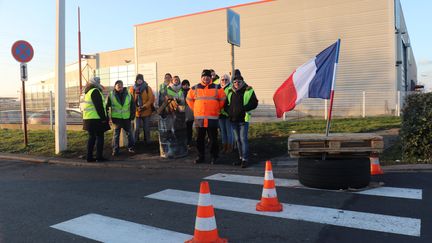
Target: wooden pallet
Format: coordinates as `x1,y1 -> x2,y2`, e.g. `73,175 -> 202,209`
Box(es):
288,133 -> 384,158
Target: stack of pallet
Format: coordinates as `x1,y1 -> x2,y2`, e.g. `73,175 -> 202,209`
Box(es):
288,133 -> 384,158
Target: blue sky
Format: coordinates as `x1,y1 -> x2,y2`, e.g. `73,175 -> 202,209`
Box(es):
0,0 -> 430,97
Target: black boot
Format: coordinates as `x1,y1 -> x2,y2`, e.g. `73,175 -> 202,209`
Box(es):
241,160 -> 248,168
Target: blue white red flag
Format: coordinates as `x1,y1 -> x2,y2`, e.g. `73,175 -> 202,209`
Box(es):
273,41 -> 339,118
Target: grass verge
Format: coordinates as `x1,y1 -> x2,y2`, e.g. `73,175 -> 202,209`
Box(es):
0,116 -> 401,161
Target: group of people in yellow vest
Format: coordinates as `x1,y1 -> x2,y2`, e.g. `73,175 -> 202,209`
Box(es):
82,68 -> 258,168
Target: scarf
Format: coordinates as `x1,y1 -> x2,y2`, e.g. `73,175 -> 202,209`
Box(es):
169,82 -> 182,92
134,81 -> 148,107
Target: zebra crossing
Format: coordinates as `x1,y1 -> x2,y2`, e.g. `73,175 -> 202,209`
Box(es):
52,172 -> 424,242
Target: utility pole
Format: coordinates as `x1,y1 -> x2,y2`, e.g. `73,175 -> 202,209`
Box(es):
55,0 -> 67,154
78,7 -> 82,94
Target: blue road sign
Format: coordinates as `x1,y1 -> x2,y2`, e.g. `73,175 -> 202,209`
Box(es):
227,9 -> 240,47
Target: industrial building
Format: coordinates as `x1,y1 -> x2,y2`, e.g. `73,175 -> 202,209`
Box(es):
25,0 -> 416,118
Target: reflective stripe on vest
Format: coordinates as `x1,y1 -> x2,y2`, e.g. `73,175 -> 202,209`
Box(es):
167,87 -> 183,99
227,87 -> 254,122
83,88 -> 106,119
110,91 -> 131,119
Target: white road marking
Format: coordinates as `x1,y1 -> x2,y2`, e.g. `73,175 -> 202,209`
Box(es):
51,213 -> 191,243
146,189 -> 421,237
204,173 -> 423,200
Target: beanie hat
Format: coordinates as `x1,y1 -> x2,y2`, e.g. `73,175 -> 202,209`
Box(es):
201,69 -> 212,77
135,74 -> 144,83
181,79 -> 190,86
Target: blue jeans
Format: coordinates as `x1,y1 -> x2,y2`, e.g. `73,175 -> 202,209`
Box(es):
219,117 -> 233,145
113,120 -> 134,152
134,116 -> 151,143
231,122 -> 249,161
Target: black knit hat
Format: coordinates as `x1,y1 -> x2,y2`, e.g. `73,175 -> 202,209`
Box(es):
181,79 -> 190,86
201,69 -> 212,77
135,74 -> 144,83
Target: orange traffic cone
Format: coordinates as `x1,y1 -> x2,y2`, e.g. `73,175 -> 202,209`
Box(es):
186,181 -> 227,243
370,152 -> 384,175
256,161 -> 283,212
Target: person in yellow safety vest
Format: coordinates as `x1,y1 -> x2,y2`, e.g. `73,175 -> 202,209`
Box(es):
158,73 -> 172,107
224,73 -> 258,168
187,69 -> 226,164
218,74 -> 234,154
106,80 -> 136,156
210,69 -> 220,85
82,77 -> 111,162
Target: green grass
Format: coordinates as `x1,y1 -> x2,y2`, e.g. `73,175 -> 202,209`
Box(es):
247,116 -> 401,161
0,116 -> 401,160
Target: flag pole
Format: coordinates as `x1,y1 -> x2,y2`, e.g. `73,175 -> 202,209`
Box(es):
325,39 -> 341,136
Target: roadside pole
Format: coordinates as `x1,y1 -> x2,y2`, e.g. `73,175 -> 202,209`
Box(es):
227,9 -> 240,80
49,91 -> 54,131
231,44 -> 235,81
11,40 -> 34,147
55,0 -> 67,154
20,71 -> 28,146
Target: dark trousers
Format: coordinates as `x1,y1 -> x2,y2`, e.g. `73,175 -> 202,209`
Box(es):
113,120 -> 134,152
186,121 -> 194,145
87,130 -> 105,159
196,127 -> 218,159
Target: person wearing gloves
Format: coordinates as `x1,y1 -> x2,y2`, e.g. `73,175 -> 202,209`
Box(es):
82,77 -> 110,162
130,74 -> 155,144
106,80 -> 136,156
225,73 -> 258,168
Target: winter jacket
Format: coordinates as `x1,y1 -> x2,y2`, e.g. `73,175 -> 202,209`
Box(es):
182,87 -> 194,122
129,85 -> 155,117
186,81 -> 226,128
106,87 -> 136,124
82,84 -> 110,132
225,83 -> 258,123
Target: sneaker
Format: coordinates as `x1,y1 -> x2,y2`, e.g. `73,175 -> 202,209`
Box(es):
241,160 -> 248,168
128,148 -> 135,153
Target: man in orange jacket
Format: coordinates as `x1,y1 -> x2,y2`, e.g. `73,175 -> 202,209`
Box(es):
187,69 -> 226,164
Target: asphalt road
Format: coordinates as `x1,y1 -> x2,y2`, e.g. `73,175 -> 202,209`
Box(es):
0,159 -> 430,243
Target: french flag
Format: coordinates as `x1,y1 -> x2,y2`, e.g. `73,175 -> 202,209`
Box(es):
273,41 -> 340,118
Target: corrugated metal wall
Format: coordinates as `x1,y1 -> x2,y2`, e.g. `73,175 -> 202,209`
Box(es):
135,0 -> 401,118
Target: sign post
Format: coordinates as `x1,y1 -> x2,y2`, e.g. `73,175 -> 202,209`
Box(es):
11,40 -> 34,147
227,9 -> 240,81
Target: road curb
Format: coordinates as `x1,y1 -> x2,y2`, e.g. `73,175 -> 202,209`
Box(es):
2,153 -> 430,172
0,153 -> 270,172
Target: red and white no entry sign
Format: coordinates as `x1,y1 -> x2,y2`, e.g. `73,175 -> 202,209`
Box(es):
11,40 -> 34,63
